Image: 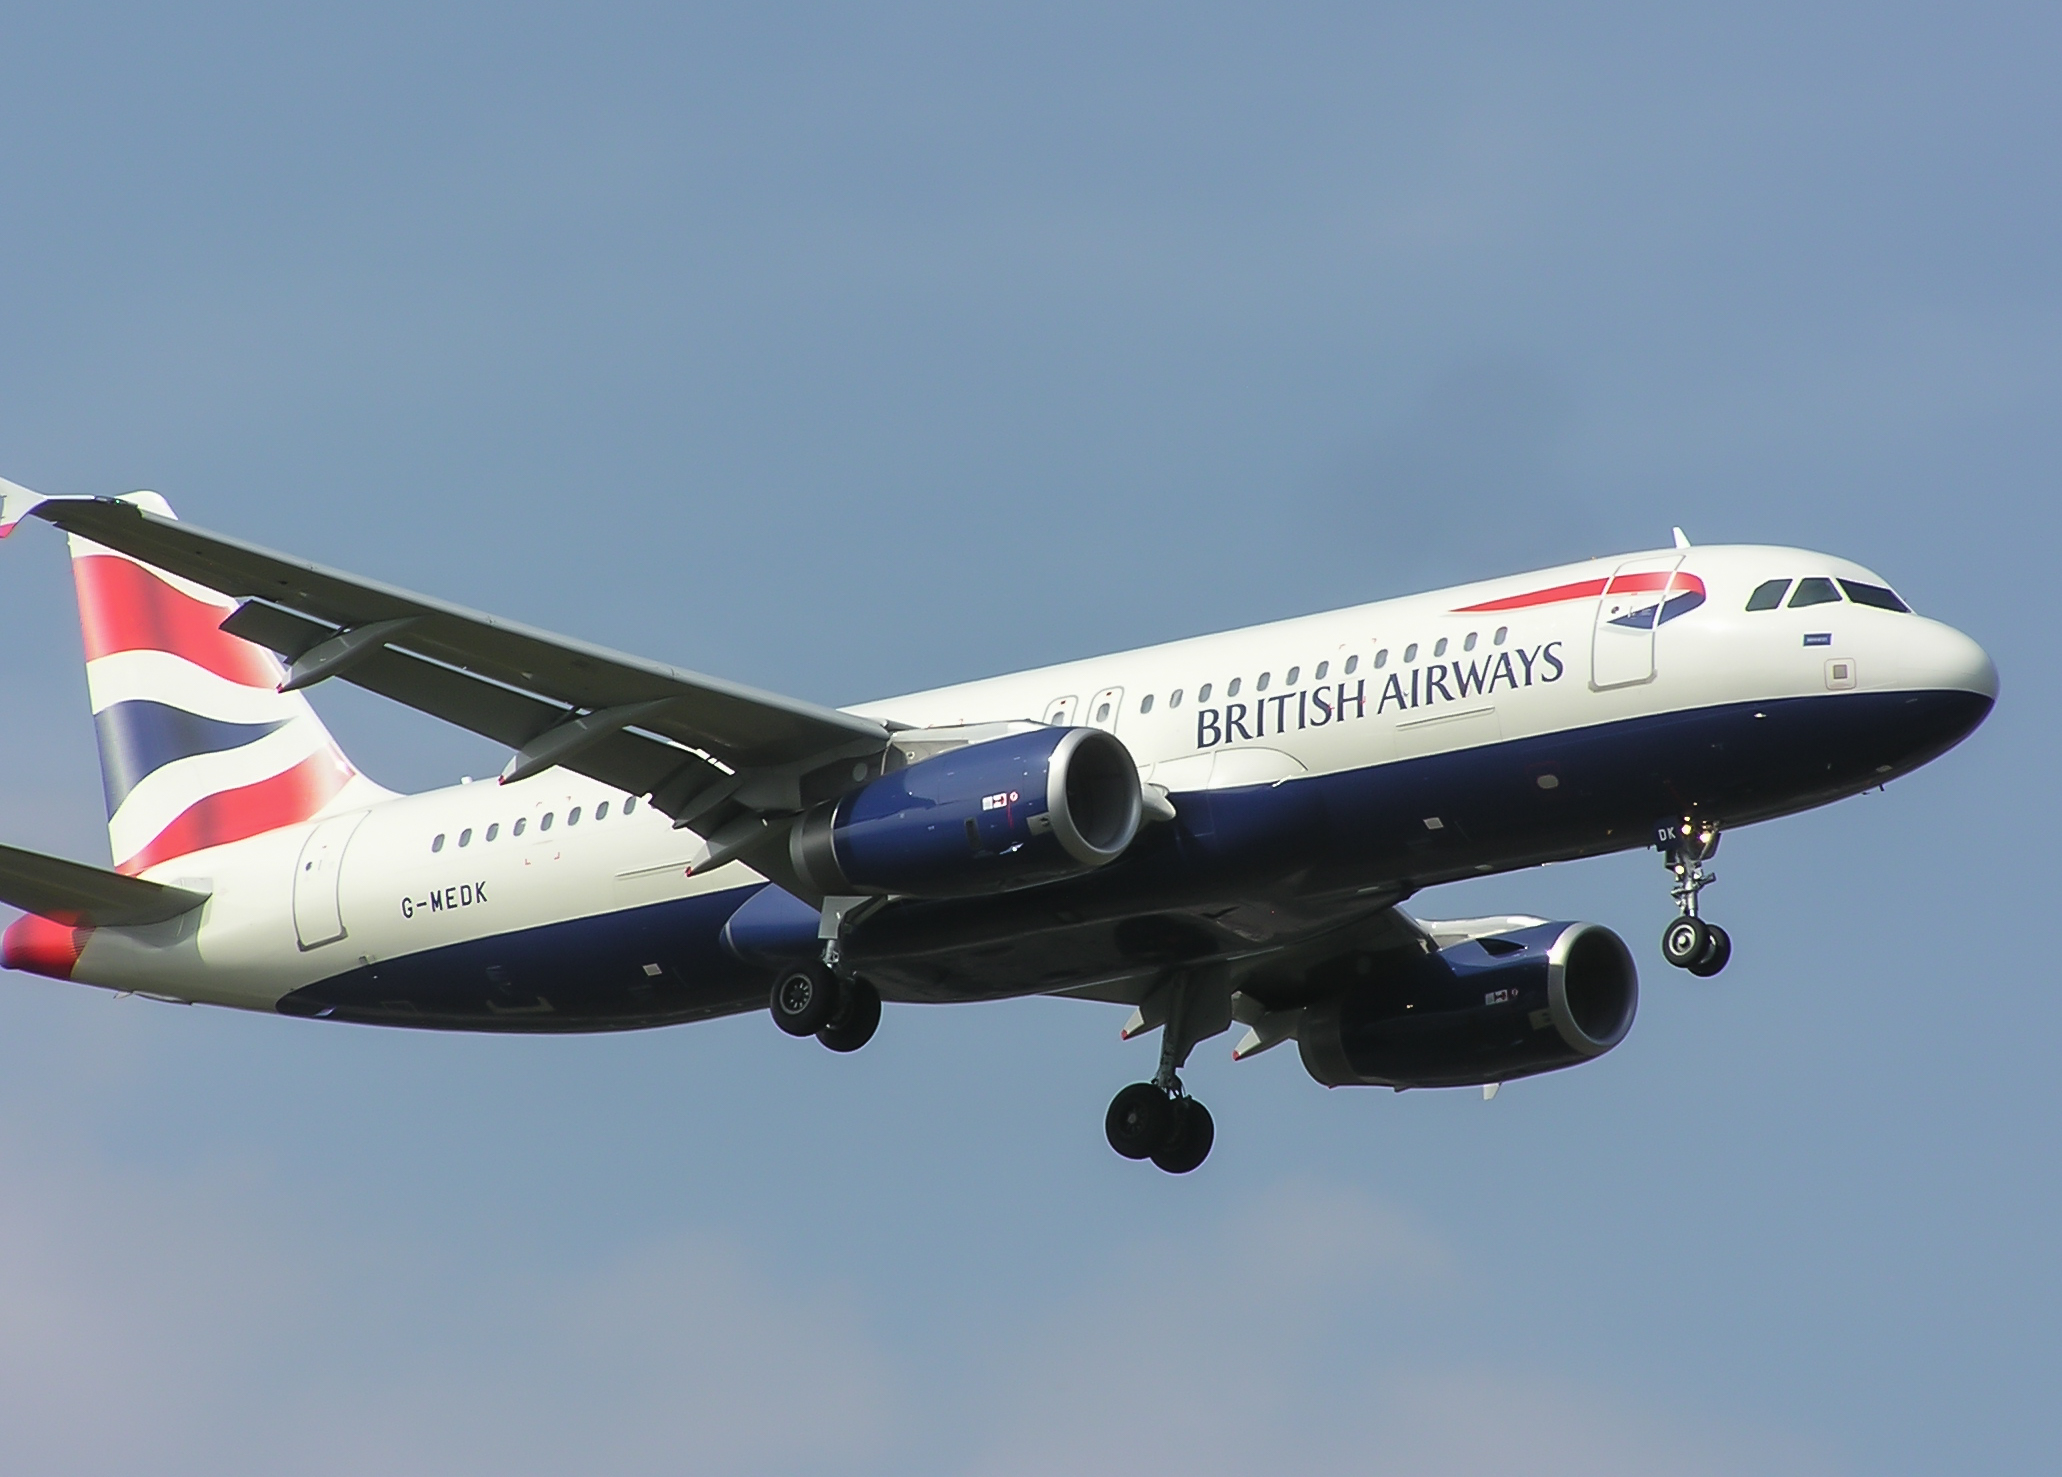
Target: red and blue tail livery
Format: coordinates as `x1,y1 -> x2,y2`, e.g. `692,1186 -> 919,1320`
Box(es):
0,477 -> 1997,1171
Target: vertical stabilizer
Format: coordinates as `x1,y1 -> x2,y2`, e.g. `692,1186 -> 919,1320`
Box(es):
67,492 -> 390,875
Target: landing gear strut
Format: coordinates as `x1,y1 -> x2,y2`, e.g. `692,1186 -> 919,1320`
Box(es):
1105,968 -> 1228,1173
1656,817 -> 1731,977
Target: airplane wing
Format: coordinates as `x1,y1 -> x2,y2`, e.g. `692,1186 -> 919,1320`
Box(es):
1,487 -> 891,872
0,841 -> 210,927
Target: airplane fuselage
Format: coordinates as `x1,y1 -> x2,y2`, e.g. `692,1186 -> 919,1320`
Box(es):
28,540 -> 1993,1034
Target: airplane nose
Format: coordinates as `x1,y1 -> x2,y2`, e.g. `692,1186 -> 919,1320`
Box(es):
1932,622 -> 1999,702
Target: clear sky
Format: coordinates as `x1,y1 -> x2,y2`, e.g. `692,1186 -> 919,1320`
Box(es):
0,4 -> 2054,1473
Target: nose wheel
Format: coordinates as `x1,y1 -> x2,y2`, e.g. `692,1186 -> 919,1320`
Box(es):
1656,817 -> 1732,977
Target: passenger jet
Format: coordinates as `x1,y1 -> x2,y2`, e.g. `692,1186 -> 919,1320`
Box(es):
0,480 -> 1995,1171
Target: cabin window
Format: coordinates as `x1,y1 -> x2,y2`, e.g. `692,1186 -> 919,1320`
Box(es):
458,828 -> 473,848
1403,643 -> 1418,663
1350,653 -> 1364,672
1227,678 -> 1241,697
1314,661 -> 1328,680
568,806 -> 582,826
513,817 -> 527,836
1789,577 -> 1842,609
540,812 -> 555,831
1139,694 -> 1155,714
1198,683 -> 1212,702
1286,666 -> 1300,684
431,833 -> 445,853
623,796 -> 637,815
1839,579 -> 1911,612
1170,689 -> 1184,708
1433,638 -> 1448,657
1462,632 -> 1477,652
486,823 -> 500,842
1256,673 -> 1270,692
1494,626 -> 1508,645
1746,579 -> 1790,611
595,801 -> 610,820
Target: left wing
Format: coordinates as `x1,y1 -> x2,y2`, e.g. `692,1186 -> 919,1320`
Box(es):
1,483 -> 891,879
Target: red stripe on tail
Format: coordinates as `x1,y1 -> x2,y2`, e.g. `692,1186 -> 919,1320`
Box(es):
2,914 -> 92,979
73,555 -> 281,689
118,748 -> 354,875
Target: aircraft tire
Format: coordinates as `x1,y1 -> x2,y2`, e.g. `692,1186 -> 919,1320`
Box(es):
770,961 -> 839,1036
1661,917 -> 1711,970
818,978 -> 881,1052
1105,1082 -> 1172,1160
1151,1098 -> 1214,1174
1687,923 -> 1732,978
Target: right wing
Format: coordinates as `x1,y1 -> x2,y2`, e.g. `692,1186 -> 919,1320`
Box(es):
0,842 -> 209,928
2,486 -> 893,876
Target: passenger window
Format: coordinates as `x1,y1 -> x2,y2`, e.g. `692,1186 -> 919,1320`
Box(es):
459,828 -> 473,847
1227,678 -> 1241,697
622,796 -> 637,815
513,817 -> 527,837
1095,702 -> 1111,721
1745,579 -> 1790,611
1403,643 -> 1418,663
596,801 -> 610,820
568,807 -> 582,826
1170,689 -> 1184,708
1286,666 -> 1300,684
1139,694 -> 1155,714
1463,632 -> 1477,652
1494,627 -> 1508,645
1314,661 -> 1328,680
486,823 -> 500,842
1256,673 -> 1270,693
431,833 -> 445,854
1839,579 -> 1911,612
1199,683 -> 1212,702
1789,578 -> 1842,609
541,813 -> 554,831
1433,638 -> 1448,657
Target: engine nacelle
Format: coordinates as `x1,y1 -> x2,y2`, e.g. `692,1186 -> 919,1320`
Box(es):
789,726 -> 1143,898
1297,922 -> 1637,1089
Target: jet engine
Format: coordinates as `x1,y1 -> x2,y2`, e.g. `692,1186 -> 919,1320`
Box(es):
1297,921 -> 1637,1089
788,726 -> 1144,898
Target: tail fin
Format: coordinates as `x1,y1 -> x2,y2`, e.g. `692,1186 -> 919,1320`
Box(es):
67,492 -> 388,874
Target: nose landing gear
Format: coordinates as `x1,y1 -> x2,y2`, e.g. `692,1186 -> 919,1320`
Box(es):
1657,817 -> 1731,977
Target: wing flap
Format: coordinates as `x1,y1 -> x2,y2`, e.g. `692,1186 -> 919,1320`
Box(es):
0,842 -> 209,928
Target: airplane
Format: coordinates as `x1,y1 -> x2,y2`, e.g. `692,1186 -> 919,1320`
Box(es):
0,480 -> 1996,1172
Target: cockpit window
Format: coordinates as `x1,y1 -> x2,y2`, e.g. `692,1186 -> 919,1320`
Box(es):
1745,579 -> 1790,611
1838,579 -> 1910,612
1788,577 -> 1842,608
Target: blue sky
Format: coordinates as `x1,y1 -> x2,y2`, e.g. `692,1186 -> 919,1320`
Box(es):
0,3 -> 2055,1472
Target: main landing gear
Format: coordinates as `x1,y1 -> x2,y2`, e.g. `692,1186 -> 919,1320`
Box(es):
1657,817 -> 1732,977
1105,967 -> 1231,1173
769,959 -> 881,1052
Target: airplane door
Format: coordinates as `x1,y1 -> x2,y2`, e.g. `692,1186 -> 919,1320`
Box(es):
293,810 -> 368,950
1590,555 -> 1684,690
1043,694 -> 1079,726
1086,686 -> 1124,732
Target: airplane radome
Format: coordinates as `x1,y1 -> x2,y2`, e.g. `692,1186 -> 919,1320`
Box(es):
0,483 -> 1996,1173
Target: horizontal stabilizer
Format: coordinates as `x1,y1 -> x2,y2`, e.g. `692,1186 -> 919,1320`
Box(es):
0,841 -> 210,927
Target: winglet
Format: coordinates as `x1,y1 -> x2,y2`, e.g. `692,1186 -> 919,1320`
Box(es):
1671,526 -> 1692,550
0,477 -> 49,538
